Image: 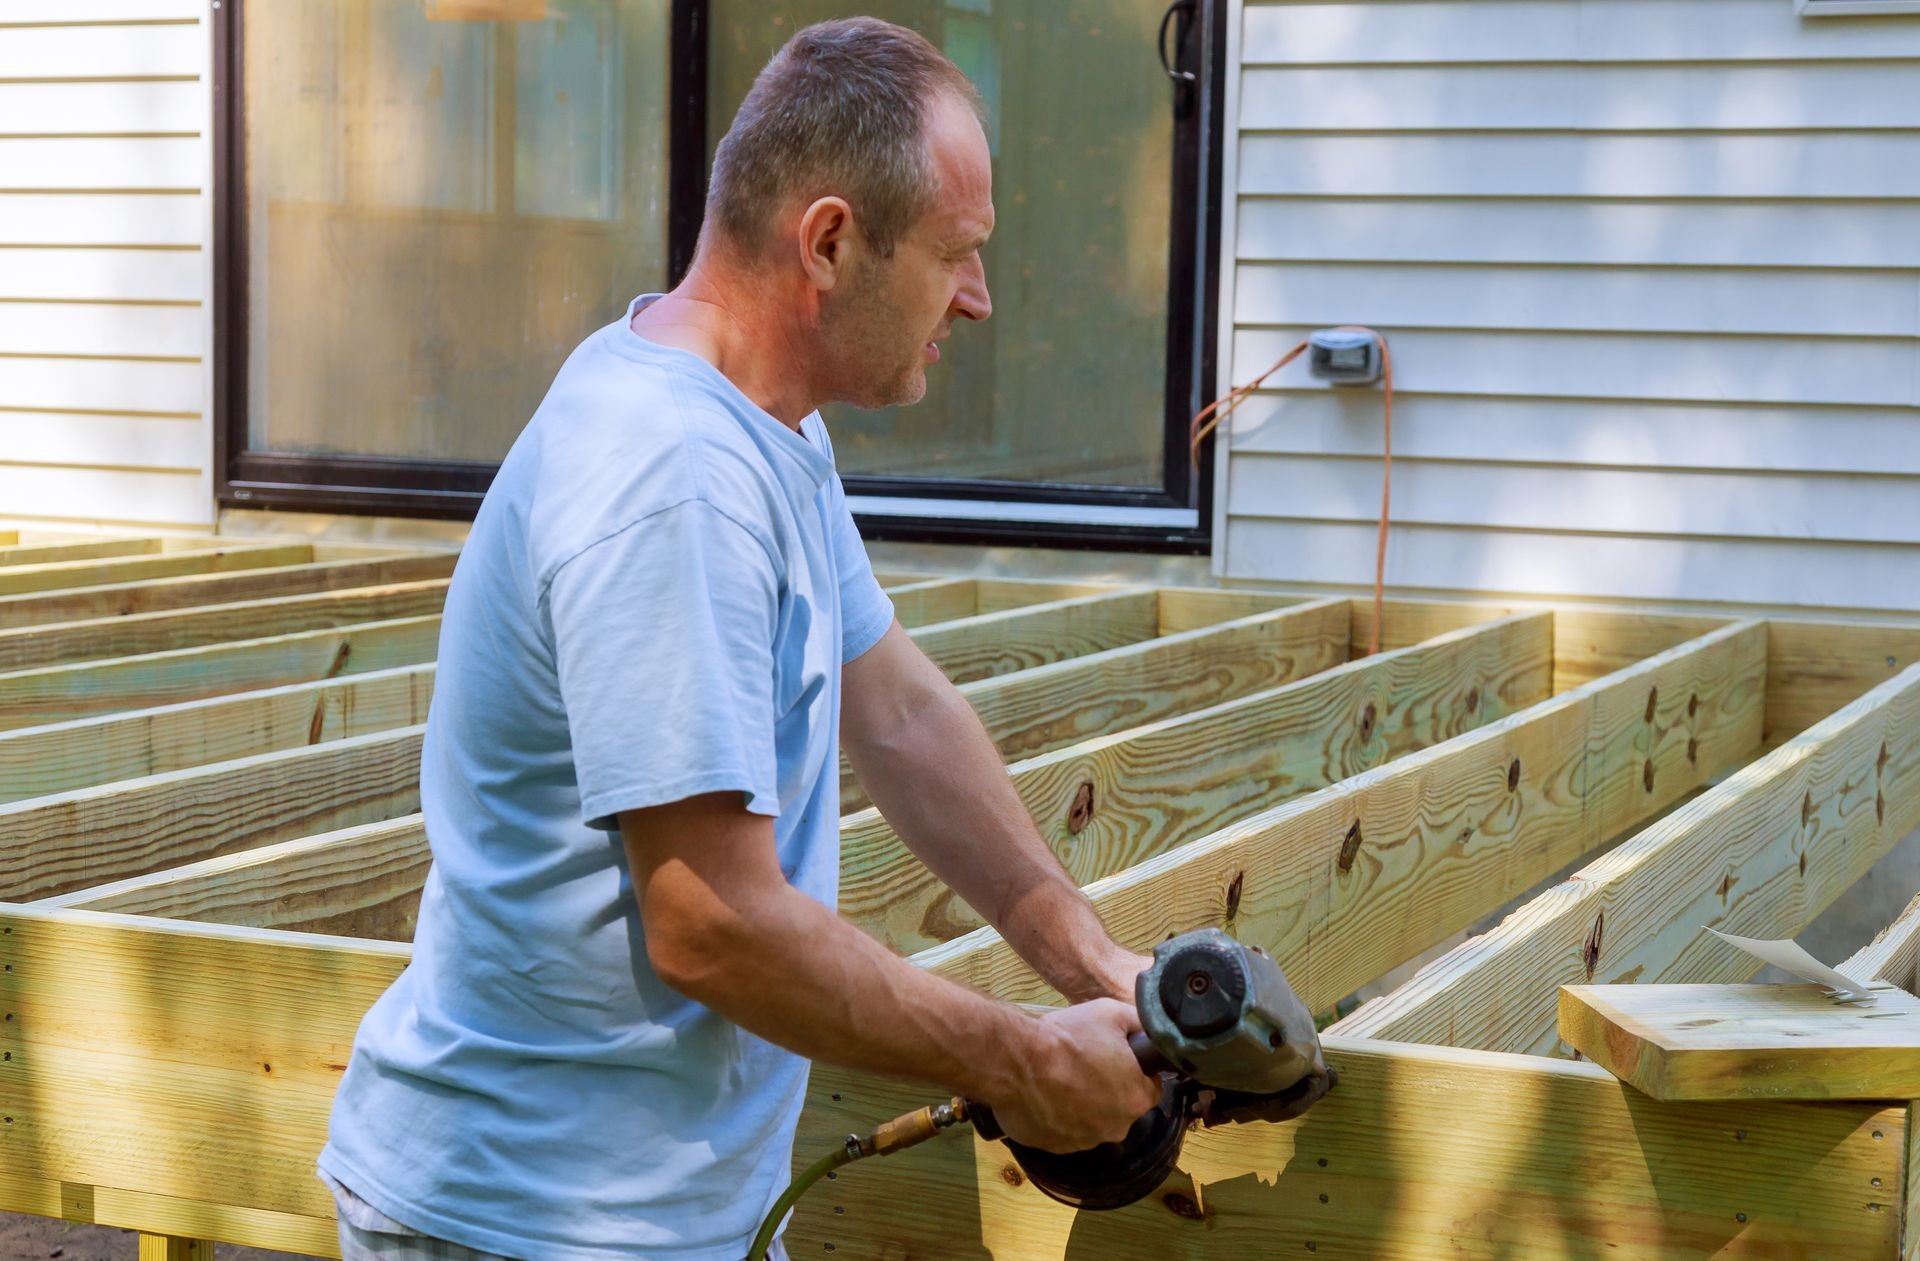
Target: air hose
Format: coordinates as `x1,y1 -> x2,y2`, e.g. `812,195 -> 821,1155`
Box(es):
743,1098 -> 970,1261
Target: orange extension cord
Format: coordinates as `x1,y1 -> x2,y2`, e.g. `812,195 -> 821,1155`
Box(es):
1189,327 -> 1394,656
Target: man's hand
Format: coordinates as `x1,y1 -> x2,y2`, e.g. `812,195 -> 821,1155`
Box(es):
982,1000 -> 1163,1155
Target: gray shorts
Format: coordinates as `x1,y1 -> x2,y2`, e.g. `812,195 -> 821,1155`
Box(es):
324,1170 -> 790,1261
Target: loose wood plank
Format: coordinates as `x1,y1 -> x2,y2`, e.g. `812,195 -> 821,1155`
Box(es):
48,815 -> 430,943
1558,982 -> 1920,1101
0,727 -> 424,902
843,612 -> 1554,956
840,598 -> 1350,812
794,1035 -> 1903,1259
0,616 -> 442,730
908,588 -> 1160,684
0,579 -> 450,671
917,620 -> 1766,1012
0,664 -> 435,801
0,542 -> 312,597
0,552 -> 458,628
1339,660 -> 1920,1055
1844,889 -> 1920,992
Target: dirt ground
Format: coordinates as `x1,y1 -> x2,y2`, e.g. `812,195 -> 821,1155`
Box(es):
0,1213 -> 321,1260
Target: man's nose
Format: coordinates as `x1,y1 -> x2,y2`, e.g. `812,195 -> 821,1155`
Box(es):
953,253 -> 992,323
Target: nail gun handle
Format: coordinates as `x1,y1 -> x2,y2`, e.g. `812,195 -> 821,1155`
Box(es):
1130,1030 -> 1173,1077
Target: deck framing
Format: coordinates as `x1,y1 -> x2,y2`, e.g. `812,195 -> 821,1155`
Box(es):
0,533 -> 1917,1259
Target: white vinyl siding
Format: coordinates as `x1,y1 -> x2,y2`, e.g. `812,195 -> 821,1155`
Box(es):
1215,0 -> 1920,613
0,5 -> 213,530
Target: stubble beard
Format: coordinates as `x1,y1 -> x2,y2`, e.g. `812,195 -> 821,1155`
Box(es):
821,258 -> 930,410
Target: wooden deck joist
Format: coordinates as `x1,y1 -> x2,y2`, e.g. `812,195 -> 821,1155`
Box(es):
0,727 -> 424,902
0,541 -> 312,597
0,615 -> 442,730
843,610 -> 1554,954
0,550 -> 457,628
0,664 -> 435,802
1333,660 -> 1920,1055
885,576 -> 1113,629
917,619 -> 1766,1011
0,535 -> 205,568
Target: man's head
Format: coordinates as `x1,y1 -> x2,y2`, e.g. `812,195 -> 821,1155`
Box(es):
702,17 -> 994,409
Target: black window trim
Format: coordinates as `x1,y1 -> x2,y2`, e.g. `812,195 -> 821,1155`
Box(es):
213,0 -> 1226,553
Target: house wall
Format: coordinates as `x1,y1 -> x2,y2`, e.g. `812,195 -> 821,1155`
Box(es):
1213,0 -> 1920,613
0,2 -> 214,530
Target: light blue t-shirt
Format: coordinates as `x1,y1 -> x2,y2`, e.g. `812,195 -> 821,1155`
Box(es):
319,295 -> 895,1260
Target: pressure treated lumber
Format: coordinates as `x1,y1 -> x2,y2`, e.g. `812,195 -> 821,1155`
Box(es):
48,816 -> 431,942
0,535 -> 172,567
886,577 -> 1118,629
0,578 -> 451,671
1338,660 -> 1920,1055
845,611 -> 1554,955
0,551 -> 457,628
1844,888 -> 1920,991
0,664 -> 435,801
0,905 -> 1900,1261
839,597 -> 1350,811
793,1034 -> 1903,1259
0,1173 -> 339,1259
0,727 -> 424,902
1766,618 -> 1920,744
1558,982 -> 1920,1101
0,615 -> 442,730
919,619 -> 1767,1011
907,587 -> 1160,683
0,541 -> 311,597
138,1236 -> 211,1261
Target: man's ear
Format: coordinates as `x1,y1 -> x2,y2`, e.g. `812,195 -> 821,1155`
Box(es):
796,195 -> 856,292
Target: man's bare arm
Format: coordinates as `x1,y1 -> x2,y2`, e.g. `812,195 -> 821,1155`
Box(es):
840,621 -> 1149,1005
620,793 -> 1158,1154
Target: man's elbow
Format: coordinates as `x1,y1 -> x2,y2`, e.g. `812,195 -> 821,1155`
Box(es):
642,893 -> 749,1001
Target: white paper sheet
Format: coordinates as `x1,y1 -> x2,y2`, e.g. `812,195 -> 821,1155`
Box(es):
1704,928 -> 1877,1002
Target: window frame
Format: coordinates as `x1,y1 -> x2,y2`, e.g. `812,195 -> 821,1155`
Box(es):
212,0 -> 1226,553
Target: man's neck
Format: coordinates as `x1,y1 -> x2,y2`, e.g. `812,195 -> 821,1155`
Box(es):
628,260 -> 820,430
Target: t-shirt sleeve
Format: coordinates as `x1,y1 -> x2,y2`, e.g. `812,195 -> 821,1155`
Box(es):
827,471 -> 894,663
543,500 -> 781,829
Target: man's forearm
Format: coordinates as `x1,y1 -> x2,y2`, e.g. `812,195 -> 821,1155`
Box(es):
848,674 -> 1144,1004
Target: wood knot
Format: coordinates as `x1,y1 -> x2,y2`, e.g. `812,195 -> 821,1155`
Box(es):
1507,758 -> 1521,792
1337,821 -> 1364,873
1799,852 -> 1808,878
1162,1191 -> 1206,1220
1582,911 -> 1605,979
1643,759 -> 1655,794
1067,781 -> 1096,834
1465,686 -> 1480,713
1880,742 -> 1891,773
1878,792 -> 1886,825
1801,791 -> 1813,828
1687,737 -> 1699,766
1645,687 -> 1659,723
324,641 -> 353,679
1718,874 -> 1736,900
1359,701 -> 1378,743
999,1164 -> 1025,1187
1688,692 -> 1700,718
1225,871 -> 1244,919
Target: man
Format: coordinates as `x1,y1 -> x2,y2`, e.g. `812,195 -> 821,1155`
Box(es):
320,17 -> 1160,1261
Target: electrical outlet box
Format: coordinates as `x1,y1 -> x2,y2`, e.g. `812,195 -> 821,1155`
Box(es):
1307,329 -> 1382,386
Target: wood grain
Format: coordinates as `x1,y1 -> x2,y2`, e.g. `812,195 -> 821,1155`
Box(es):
0,552 -> 457,629
1766,618 -> 1920,745
840,598 -> 1350,812
1340,658 -> 1920,1055
0,543 -> 311,597
50,816 -> 431,943
843,612 -> 1554,956
0,536 -> 165,567
1844,889 -> 1920,992
1558,982 -> 1920,1101
908,588 -> 1161,684
794,1035 -> 1904,1260
0,616 -> 442,730
0,727 -> 424,902
919,620 -> 1766,1012
0,664 -> 435,801
0,1172 -> 338,1259
0,579 -> 450,671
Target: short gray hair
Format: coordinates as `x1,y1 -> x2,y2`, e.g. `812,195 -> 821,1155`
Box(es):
705,17 -> 982,261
